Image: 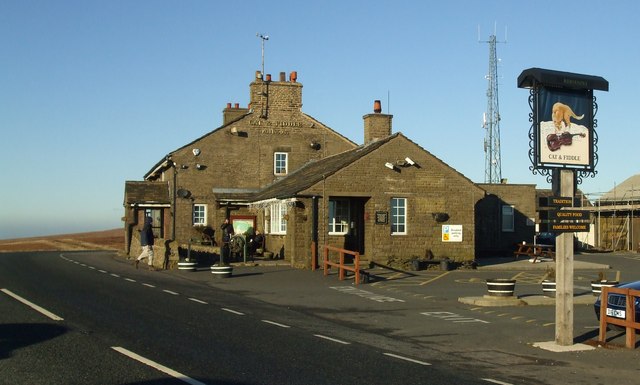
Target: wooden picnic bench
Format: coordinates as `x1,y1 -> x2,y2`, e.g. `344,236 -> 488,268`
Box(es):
513,243 -> 555,262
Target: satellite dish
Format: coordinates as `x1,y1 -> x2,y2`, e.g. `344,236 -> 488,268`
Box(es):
177,189 -> 191,199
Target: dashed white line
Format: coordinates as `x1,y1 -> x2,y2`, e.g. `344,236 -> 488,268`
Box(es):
110,273 -> 120,278
125,278 -> 137,283
98,269 -> 107,273
261,319 -> 291,328
383,353 -> 431,366
163,290 -> 179,296
1,288 -> 64,321
111,346 -> 207,385
88,266 -> 96,270
314,334 -> 350,345
188,298 -> 207,305
221,308 -> 245,315
142,283 -> 155,288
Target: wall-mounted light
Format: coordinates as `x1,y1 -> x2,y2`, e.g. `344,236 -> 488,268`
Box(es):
405,157 -> 415,166
192,148 -> 201,156
180,164 -> 189,169
196,164 -> 206,170
230,126 -> 238,135
385,162 -> 395,170
432,212 -> 450,222
310,142 -> 321,150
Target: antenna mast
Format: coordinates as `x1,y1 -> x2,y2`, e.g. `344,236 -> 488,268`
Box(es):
256,33 -> 269,78
481,28 -> 505,184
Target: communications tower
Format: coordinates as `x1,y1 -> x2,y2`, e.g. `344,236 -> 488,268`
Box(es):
481,33 -> 504,184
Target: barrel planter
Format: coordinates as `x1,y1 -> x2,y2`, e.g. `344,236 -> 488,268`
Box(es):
541,280 -> 556,297
591,280 -> 618,296
211,264 -> 233,279
486,279 -> 516,297
177,260 -> 197,272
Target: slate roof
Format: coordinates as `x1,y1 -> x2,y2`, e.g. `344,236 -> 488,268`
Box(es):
124,181 -> 170,205
247,134 -> 396,203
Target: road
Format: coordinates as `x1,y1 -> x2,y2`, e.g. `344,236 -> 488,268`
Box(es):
1,251 -> 503,385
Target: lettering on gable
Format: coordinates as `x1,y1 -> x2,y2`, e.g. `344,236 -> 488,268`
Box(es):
249,119 -> 309,135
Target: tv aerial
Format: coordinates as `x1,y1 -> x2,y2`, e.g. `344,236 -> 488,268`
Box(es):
256,33 -> 269,78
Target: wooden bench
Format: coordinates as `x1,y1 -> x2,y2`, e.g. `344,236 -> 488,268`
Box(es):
513,243 -> 555,262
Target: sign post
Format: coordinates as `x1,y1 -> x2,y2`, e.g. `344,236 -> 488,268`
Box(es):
555,169 -> 575,346
518,68 -> 608,347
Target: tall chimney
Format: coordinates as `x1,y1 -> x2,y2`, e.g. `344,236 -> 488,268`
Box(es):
363,100 -> 392,143
223,102 -> 250,125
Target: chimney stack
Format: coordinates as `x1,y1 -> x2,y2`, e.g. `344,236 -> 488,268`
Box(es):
363,100 -> 392,144
223,102 -> 250,125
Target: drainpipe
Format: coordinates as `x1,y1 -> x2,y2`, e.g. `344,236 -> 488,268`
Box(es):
312,196 -> 319,269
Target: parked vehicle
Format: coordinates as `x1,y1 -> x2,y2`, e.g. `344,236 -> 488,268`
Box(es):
594,281 -> 640,330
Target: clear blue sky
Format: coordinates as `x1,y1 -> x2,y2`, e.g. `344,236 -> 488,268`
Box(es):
1,0 -> 638,239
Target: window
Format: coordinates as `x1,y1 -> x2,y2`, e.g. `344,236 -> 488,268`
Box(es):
391,198 -> 407,234
144,208 -> 164,238
328,199 -> 350,234
193,204 -> 207,226
269,202 -> 287,234
274,152 -> 288,175
502,205 -> 514,232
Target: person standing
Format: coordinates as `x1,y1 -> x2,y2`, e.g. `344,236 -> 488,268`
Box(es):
135,216 -> 155,270
220,218 -> 234,263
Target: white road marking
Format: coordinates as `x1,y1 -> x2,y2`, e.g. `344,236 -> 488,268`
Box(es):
221,308 -> 245,315
142,283 -> 155,288
1,288 -> 64,321
88,266 -> 96,270
188,298 -> 207,305
330,286 -> 405,303
421,311 -> 489,324
111,346 -> 207,385
314,334 -> 350,345
261,319 -> 291,328
125,278 -> 137,283
163,290 -> 179,296
98,269 -> 107,273
383,353 -> 431,366
482,378 -> 514,385
110,273 -> 120,278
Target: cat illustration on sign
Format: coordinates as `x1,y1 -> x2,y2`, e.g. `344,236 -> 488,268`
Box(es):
552,102 -> 584,131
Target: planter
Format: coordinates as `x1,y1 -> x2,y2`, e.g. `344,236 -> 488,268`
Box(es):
541,280 -> 556,297
177,260 -> 197,272
591,280 -> 619,296
211,264 -> 233,279
486,279 -> 516,297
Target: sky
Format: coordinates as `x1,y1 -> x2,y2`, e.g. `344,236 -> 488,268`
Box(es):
1,0 -> 638,239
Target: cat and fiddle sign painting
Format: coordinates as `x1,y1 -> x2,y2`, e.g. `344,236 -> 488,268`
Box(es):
518,68 -> 608,174
538,87 -> 592,169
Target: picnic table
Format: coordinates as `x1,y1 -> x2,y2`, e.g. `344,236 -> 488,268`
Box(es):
513,243 -> 555,262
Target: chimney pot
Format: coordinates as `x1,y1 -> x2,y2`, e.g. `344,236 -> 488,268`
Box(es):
373,100 -> 382,113
266,74 -> 272,82
279,72 -> 286,81
290,71 -> 297,82
234,103 -> 239,109
255,70 -> 262,80
226,102 -> 232,109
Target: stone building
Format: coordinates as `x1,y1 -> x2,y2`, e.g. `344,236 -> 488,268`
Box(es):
124,71 -> 356,266
124,70 -> 537,268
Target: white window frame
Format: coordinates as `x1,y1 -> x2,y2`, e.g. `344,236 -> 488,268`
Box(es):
328,199 -> 350,235
391,198 -> 407,235
269,202 -> 287,234
193,204 -> 207,226
274,152 -> 288,175
502,205 -> 515,232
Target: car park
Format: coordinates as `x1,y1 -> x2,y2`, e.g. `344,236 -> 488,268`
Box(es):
594,280 -> 640,329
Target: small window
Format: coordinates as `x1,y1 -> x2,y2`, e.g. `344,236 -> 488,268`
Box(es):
391,198 -> 407,235
274,152 -> 288,175
144,208 -> 164,238
269,202 -> 287,234
193,204 -> 207,226
502,205 -> 514,232
328,199 -> 350,234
